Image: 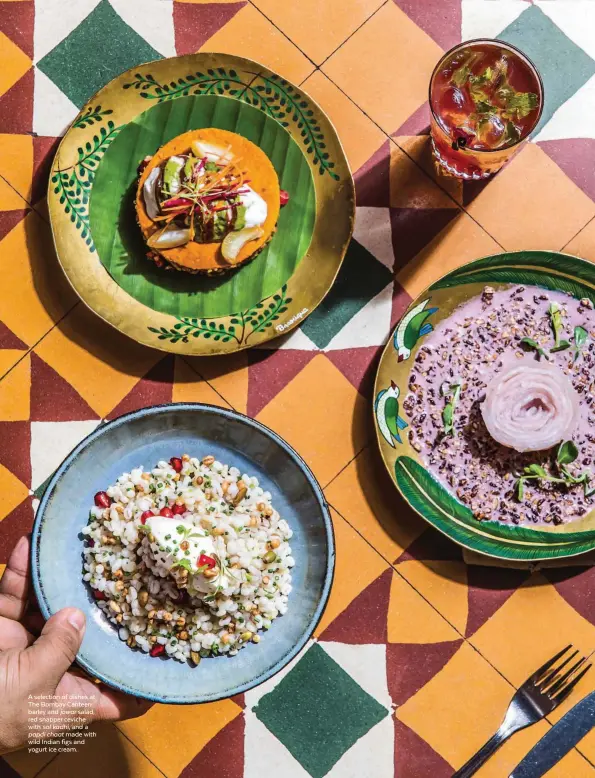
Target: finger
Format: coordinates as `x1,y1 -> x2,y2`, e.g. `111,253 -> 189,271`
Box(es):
0,535 -> 30,621
0,614 -> 35,650
25,608 -> 86,691
92,687 -> 154,722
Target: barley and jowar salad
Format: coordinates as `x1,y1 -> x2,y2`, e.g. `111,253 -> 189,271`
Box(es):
82,454 -> 294,664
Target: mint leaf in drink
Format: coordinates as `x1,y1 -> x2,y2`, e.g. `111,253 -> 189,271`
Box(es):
475,100 -> 494,114
520,337 -> 549,360
451,64 -> 470,88
550,339 -> 571,353
505,121 -> 521,145
557,440 -> 579,466
504,91 -> 539,119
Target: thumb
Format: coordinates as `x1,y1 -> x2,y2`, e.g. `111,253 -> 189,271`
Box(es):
25,608 -> 86,691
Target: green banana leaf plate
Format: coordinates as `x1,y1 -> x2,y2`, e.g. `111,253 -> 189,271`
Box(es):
374,251 -> 595,562
48,53 -> 354,355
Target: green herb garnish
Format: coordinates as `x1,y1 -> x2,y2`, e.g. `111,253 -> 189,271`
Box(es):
549,303 -> 564,347
441,382 -> 462,436
452,64 -> 471,88
514,441 -> 590,502
573,326 -> 589,363
504,91 -> 539,119
550,340 -> 571,353
520,337 -> 549,360
174,558 -> 193,572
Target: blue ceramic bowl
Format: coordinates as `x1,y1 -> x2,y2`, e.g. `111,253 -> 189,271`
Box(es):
31,403 -> 334,704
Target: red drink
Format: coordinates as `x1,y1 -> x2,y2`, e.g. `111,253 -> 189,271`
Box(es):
430,39 -> 543,179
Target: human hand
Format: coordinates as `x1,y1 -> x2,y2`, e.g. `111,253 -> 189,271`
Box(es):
0,535 -> 153,753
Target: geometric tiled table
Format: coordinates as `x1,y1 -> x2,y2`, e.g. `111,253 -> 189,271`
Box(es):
1,1 -> 595,776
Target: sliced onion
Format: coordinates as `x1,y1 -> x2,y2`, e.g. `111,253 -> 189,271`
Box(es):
147,224 -> 191,249
481,357 -> 580,453
143,167 -> 161,220
190,140 -> 233,164
221,226 -> 264,264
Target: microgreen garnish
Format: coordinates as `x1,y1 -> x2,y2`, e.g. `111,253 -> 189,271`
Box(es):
548,303 -> 564,348
441,382 -> 462,436
573,326 -> 589,363
514,441 -> 591,502
550,340 -> 571,353
520,337 -> 549,360
452,64 -> 471,88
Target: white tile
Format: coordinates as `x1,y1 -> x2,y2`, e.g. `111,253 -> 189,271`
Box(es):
108,0 -> 176,58
244,711 -> 309,778
30,420 -> 100,489
245,639 -> 315,709
326,715 -> 394,778
353,207 -> 394,271
536,0 -> 595,62
534,74 -> 595,141
461,0 -> 527,41
319,642 -> 392,711
33,68 -> 79,137
325,283 -> 393,350
34,0 -> 101,63
258,327 -> 319,351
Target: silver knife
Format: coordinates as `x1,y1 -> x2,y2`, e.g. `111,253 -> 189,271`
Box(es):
510,691 -> 595,778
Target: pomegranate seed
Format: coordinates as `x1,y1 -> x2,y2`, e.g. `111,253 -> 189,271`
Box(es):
159,507 -> 174,518
172,503 -> 186,515
170,457 -> 183,473
198,554 -> 217,569
140,511 -> 153,525
87,538 -> 95,547
93,589 -> 106,600
173,589 -> 189,605
280,189 -> 290,206
94,491 -> 111,509
150,643 -> 165,657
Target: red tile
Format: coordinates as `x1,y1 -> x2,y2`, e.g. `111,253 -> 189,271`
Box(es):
0,421 -> 30,486
326,346 -> 381,399
387,640 -> 463,705
319,568 -> 392,644
180,712 -> 245,778
247,349 -> 317,417
106,356 -> 174,420
394,718 -> 454,777
0,68 -> 33,135
0,497 -> 33,563
174,2 -> 246,55
30,353 -> 98,422
0,0 -> 34,59
392,0 -> 460,50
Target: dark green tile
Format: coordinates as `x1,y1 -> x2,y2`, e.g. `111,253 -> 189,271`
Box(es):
300,239 -> 392,349
33,472 -> 54,501
254,643 -> 388,778
37,0 -> 162,108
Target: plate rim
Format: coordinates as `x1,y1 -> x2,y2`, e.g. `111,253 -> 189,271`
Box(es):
31,402 -> 336,703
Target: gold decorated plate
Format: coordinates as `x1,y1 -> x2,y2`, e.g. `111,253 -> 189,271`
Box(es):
374,251 -> 595,562
48,53 -> 355,354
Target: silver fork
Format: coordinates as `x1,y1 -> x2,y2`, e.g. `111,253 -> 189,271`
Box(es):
453,645 -> 591,778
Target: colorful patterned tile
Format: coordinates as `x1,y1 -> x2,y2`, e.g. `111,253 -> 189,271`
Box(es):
394,135 -> 463,205
300,70 -> 386,174
0,0 -> 34,60
461,0 -> 526,42
0,31 -> 31,101
0,353 -> 29,420
0,69 -> 33,135
1,746 -> 55,778
117,700 -> 242,777
0,135 -> 32,208
256,355 -> 369,486
538,138 -> 595,204
396,559 -> 468,635
355,140 -> 391,208
465,143 -> 595,251
320,568 -> 391,644
34,304 -> 160,418
396,211 -> 501,298
199,4 -> 314,85
172,356 -> 233,407
32,67 -> 78,137
174,1 -> 246,55
37,0 -> 162,109
252,0 -> 383,65
392,0 -> 461,51
0,463 -> 28,521
30,420 -> 100,489
31,135 -> 61,205
564,215 -> 595,262
246,348 -> 318,417
325,345 -> 382,399
106,355 -> 174,420
322,2 -> 442,135
387,636 -> 463,707
465,565 -> 530,638
187,352 -> 248,413
534,74 -> 595,144
389,142 -> 458,210
0,497 -> 32,562
0,209 -> 77,347
324,445 -> 425,563
180,712 -> 244,778
0,421 -> 30,487
393,718 -> 453,778
30,352 -> 98,422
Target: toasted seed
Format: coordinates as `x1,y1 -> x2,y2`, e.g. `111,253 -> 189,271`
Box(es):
148,610 -> 157,620
176,617 -> 186,628
115,581 -> 124,591
126,636 -> 136,648
248,516 -> 258,527
252,634 -> 261,644
221,633 -> 231,644
262,506 -> 273,518
194,476 -> 204,486
178,630 -> 189,641
163,612 -> 172,622
263,550 -> 276,564
138,589 -> 149,608
212,527 -> 225,536
256,502 -> 266,512
240,631 -> 253,642
182,454 -> 190,462
148,533 -> 156,544
115,614 -> 123,623
203,569 -> 218,579
115,504 -> 124,514
190,651 -> 201,666
202,455 -> 215,466
268,536 -> 281,549
180,540 -> 190,551
200,518 -> 213,529
149,636 -> 157,644
262,576 -> 270,585
233,486 -> 248,507
113,569 -> 123,580
109,601 -> 121,614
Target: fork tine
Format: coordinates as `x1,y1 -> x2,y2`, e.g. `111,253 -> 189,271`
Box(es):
531,644 -> 572,683
545,656 -> 587,696
538,649 -> 579,688
551,664 -> 592,702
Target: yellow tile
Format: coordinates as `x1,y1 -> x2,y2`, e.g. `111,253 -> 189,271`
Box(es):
35,305 -> 160,418
397,211 -> 501,298
3,746 -> 55,778
0,33 -> 31,101
0,462 -> 28,520
172,357 -> 232,407
394,135 -> 463,205
0,350 -> 27,381
39,723 -> 162,778
388,569 -> 460,643
396,559 -> 468,635
300,70 -> 385,174
0,210 -> 77,346
256,354 -> 368,486
189,352 -> 248,413
0,353 -> 29,420
323,3 -> 442,134
0,135 -> 32,208
390,142 -> 458,209
325,446 -> 425,563
117,699 -> 241,777
315,508 -> 388,636
201,4 -> 314,85
466,143 -> 595,251
564,216 -> 595,263
253,0 -> 383,64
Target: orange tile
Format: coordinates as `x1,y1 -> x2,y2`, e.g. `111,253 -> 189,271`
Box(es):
39,722 -> 162,778
564,216 -> 595,263
0,563 -> 4,580
34,305 -> 160,419
117,699 -> 242,777
0,350 -> 27,381
3,746 -> 55,778
0,33 -> 31,100
188,352 -> 248,413
0,353 -> 30,420
325,445 -> 425,563
388,569 -> 459,643
390,142 -> 458,209
0,210 -> 77,346
394,135 -> 463,205
172,357 -> 232,407
314,508 -> 388,636
256,353 -> 369,486
300,70 -> 385,174
0,463 -> 28,520
200,4 -> 314,85
396,211 -> 501,299
322,3 -> 442,135
0,135 -> 32,208
466,143 -> 595,251
253,0 -> 383,64
396,559 -> 468,635
177,0 -> 244,2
